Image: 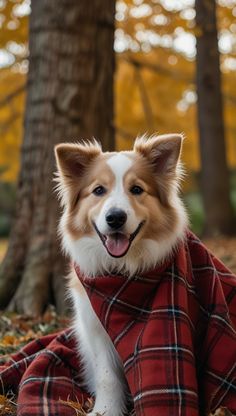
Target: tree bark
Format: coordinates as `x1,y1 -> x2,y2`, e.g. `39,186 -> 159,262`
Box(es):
0,0 -> 115,314
195,0 -> 235,236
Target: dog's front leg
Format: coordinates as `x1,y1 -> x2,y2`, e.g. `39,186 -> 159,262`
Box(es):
70,275 -> 128,416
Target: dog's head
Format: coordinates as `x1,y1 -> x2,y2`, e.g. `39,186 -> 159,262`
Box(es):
55,135 -> 188,276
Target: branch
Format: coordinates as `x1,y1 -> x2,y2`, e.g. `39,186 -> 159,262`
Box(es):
134,66 -> 155,131
122,55 -> 192,83
0,113 -> 21,134
123,55 -> 236,107
225,94 -> 236,105
0,83 -> 26,109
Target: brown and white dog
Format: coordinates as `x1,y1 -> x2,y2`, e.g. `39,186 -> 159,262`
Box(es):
55,134 -> 188,416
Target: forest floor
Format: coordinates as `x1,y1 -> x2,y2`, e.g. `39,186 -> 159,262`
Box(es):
203,236 -> 236,273
0,237 -> 235,415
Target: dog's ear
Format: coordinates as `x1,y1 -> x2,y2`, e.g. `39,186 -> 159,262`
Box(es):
134,134 -> 183,175
54,141 -> 101,206
134,134 -> 184,205
55,141 -> 101,180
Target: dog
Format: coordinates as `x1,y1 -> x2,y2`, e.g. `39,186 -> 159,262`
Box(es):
54,134 -> 188,416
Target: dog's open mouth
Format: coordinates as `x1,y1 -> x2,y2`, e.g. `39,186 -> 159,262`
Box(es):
93,221 -> 145,258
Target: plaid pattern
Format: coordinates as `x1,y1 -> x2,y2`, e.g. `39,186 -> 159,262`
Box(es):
0,230 -> 236,415
0,331 -> 89,415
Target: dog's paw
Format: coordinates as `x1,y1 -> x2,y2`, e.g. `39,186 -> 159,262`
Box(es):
87,406 -> 124,416
87,395 -> 126,416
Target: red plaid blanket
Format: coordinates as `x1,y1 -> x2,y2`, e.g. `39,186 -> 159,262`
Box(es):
0,231 -> 236,416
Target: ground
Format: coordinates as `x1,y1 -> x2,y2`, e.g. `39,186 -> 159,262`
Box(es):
0,237 -> 235,415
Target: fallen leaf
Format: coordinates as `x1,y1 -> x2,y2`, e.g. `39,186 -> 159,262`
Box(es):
209,407 -> 233,416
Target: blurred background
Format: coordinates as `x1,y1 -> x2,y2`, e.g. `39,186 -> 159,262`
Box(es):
0,0 -> 235,315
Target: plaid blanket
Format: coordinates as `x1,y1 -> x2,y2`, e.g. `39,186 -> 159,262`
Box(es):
0,231 -> 236,416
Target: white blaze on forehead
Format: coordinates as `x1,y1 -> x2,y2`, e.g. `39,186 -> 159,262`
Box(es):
106,153 -> 133,210
106,153 -> 133,185
95,152 -> 139,234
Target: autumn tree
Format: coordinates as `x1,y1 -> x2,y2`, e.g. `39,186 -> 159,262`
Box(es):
195,0 -> 235,235
0,0 -> 115,315
2,1 -> 236,183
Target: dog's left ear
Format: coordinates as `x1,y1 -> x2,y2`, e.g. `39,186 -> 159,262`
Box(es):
134,134 -> 183,175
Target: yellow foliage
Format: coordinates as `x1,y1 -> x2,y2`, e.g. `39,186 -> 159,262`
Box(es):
0,0 -> 236,183
0,0 -> 28,181
115,0 -> 236,176
0,69 -> 25,181
115,50 -> 200,171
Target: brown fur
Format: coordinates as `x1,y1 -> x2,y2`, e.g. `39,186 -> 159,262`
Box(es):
122,154 -> 180,243
55,134 -> 186,266
66,156 -> 116,240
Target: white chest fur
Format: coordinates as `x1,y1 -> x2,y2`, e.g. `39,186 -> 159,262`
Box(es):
69,269 -> 128,416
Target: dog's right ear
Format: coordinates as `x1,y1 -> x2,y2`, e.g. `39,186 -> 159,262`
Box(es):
54,141 -> 101,180
54,141 -> 101,206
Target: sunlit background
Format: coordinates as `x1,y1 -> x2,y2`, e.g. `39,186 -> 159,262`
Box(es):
0,0 -> 236,241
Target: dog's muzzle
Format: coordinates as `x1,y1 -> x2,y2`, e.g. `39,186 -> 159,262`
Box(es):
93,220 -> 145,258
105,208 -> 127,230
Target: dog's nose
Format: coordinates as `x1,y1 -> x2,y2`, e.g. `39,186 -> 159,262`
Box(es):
105,208 -> 127,230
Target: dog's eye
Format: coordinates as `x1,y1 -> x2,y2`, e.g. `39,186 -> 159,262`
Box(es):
93,186 -> 106,196
130,185 -> 144,195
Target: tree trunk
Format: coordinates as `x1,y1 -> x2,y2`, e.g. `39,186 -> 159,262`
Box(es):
0,0 -> 115,315
195,0 -> 235,236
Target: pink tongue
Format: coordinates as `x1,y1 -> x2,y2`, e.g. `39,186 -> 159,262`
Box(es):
105,233 -> 130,257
